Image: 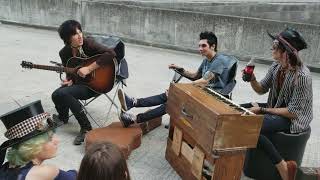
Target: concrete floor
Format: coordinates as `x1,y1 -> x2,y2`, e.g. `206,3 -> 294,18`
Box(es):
0,23 -> 319,179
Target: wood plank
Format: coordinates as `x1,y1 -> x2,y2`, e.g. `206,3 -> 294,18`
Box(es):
139,114 -> 162,135
170,120 -> 216,165
181,141 -> 194,164
192,146 -> 205,179
168,83 -> 243,115
211,153 -> 245,180
165,139 -> 200,180
213,115 -> 263,149
172,126 -> 183,156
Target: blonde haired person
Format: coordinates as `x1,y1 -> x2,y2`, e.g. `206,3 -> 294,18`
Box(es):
0,100 -> 77,180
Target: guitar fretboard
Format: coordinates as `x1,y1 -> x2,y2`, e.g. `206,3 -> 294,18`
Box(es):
31,64 -> 74,74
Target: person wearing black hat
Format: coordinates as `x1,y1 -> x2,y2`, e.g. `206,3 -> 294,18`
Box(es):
0,100 -> 77,180
241,28 -> 313,180
51,19 -> 116,145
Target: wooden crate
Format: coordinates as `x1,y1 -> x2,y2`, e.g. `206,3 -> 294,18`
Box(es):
166,83 -> 263,154
166,125 -> 246,180
139,114 -> 162,135
165,83 -> 263,180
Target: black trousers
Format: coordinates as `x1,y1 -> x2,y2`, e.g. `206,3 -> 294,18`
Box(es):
52,84 -> 97,130
241,103 -> 291,164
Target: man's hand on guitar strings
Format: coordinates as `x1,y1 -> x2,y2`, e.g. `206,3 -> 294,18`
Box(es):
77,66 -> 92,78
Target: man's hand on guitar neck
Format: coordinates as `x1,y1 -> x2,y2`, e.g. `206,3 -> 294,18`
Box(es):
61,79 -> 73,86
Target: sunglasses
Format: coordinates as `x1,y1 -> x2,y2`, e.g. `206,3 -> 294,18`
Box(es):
198,44 -> 208,48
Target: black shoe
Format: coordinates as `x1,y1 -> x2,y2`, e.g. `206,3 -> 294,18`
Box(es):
119,111 -> 135,128
52,114 -> 69,124
73,129 -> 89,145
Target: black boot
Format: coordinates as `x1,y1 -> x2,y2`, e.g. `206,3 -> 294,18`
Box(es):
73,111 -> 92,145
52,114 -> 69,124
73,129 -> 91,145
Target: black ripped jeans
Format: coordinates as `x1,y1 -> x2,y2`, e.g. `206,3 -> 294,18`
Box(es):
241,103 -> 291,164
52,84 -> 97,130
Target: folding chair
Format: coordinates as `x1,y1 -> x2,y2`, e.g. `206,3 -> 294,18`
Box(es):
171,55 -> 238,99
78,35 -> 129,127
219,56 -> 238,99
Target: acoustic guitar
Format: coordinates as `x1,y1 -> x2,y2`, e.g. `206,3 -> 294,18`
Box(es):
21,54 -> 117,93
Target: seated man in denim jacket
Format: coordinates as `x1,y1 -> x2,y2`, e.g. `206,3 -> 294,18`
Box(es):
118,31 -> 237,128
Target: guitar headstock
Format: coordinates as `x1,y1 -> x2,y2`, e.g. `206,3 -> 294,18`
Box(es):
21,61 -> 34,69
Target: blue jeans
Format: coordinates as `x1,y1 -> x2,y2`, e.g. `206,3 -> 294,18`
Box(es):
134,89 -> 232,123
134,92 -> 167,123
241,103 -> 291,164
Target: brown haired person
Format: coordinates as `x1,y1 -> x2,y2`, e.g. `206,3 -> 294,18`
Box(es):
0,100 -> 77,180
51,20 -> 116,145
241,28 -> 312,180
77,142 -> 130,180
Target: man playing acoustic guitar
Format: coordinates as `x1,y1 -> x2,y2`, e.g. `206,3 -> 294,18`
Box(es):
52,20 -> 116,145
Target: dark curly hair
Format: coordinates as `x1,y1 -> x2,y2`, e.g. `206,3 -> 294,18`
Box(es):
58,20 -> 82,45
200,31 -> 218,51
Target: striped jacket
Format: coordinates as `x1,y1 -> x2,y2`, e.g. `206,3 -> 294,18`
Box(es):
260,62 -> 313,133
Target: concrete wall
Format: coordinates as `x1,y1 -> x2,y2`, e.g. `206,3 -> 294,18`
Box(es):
0,0 -> 81,28
0,0 -> 319,71
99,1 -> 320,24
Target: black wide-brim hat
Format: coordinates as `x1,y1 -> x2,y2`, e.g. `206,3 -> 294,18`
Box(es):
267,27 -> 308,54
0,100 -> 62,165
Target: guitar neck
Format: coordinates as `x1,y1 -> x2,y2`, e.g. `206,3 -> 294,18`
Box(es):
31,64 -> 74,73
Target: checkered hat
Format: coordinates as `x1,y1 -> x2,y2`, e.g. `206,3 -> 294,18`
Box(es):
0,100 -> 62,165
4,112 -> 49,140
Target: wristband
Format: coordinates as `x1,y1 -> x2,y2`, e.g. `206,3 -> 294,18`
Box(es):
176,67 -> 185,73
260,107 -> 266,114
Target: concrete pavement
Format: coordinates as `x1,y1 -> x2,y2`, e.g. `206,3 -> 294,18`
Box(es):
0,23 -> 319,179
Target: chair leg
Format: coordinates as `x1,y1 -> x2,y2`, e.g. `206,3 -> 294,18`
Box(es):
68,82 -> 124,127
80,101 -> 102,128
82,96 -> 99,106
104,84 -> 120,124
67,101 -> 103,128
